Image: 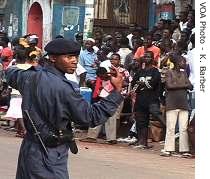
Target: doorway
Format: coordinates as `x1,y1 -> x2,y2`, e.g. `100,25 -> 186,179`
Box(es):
27,2 -> 43,48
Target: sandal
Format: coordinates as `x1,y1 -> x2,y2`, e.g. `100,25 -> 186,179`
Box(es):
106,140 -> 117,145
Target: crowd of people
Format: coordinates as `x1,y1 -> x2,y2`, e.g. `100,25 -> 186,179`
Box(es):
0,7 -> 195,159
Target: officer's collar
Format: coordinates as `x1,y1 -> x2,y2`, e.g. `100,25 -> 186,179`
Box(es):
27,64 -> 43,71
44,64 -> 66,79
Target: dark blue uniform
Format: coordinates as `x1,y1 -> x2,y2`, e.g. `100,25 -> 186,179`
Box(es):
6,64 -> 123,179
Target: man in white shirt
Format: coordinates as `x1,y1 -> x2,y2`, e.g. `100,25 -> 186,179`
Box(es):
117,37 -> 132,66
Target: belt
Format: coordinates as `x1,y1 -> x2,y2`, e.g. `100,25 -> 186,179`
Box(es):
25,130 -> 78,154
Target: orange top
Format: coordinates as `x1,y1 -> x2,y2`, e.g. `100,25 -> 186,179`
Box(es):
134,45 -> 160,62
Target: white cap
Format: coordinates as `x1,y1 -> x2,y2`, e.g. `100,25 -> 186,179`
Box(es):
86,38 -> 95,43
30,34 -> 38,39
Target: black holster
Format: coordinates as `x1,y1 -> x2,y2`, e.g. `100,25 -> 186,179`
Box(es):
45,130 -> 78,154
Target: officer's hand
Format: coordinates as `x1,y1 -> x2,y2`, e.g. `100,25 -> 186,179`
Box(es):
109,66 -> 123,92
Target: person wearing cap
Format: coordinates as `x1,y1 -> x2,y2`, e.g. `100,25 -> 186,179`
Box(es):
27,34 -> 42,58
6,38 -> 123,179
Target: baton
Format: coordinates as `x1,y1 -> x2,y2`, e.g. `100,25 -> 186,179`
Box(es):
24,110 -> 48,156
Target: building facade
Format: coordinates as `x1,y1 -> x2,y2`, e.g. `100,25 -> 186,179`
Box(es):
25,0 -> 86,48
0,0 -> 86,49
93,0 -> 195,33
0,0 -> 195,48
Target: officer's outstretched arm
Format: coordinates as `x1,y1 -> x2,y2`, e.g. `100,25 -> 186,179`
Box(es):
5,66 -> 33,94
63,67 -> 123,127
65,89 -> 124,127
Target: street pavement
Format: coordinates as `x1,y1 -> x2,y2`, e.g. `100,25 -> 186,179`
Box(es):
0,128 -> 194,179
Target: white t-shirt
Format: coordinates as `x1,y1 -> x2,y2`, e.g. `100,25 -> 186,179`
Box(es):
185,48 -> 195,87
117,48 -> 132,65
100,59 -> 112,72
65,63 -> 86,84
127,33 -> 133,49
179,21 -> 188,31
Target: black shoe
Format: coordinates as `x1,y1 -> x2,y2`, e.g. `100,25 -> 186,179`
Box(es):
106,140 -> 117,145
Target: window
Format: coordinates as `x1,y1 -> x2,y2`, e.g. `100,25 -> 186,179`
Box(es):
0,14 -> 4,32
62,6 -> 80,27
0,0 -> 7,8
94,0 -> 108,19
113,0 -> 130,24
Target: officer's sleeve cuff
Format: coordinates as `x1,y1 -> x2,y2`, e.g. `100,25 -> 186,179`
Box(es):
106,90 -> 124,105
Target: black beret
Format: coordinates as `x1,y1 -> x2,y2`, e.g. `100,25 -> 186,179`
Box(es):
44,38 -> 81,56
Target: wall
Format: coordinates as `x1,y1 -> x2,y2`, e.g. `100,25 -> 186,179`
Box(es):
0,0 -> 23,39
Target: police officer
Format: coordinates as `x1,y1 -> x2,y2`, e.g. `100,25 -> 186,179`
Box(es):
6,38 -> 124,179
